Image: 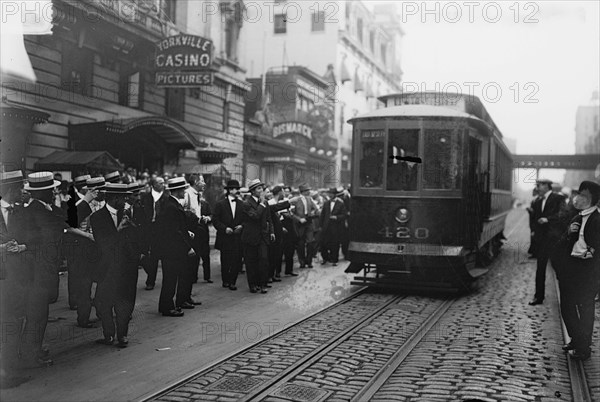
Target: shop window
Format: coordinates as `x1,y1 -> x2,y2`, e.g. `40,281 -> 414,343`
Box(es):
387,129 -> 419,191
274,13 -> 286,34
61,43 -> 93,96
165,88 -> 184,121
423,129 -> 462,190
312,11 -> 325,31
359,129 -> 384,188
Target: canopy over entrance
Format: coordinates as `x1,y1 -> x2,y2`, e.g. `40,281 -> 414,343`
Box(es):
34,151 -> 123,172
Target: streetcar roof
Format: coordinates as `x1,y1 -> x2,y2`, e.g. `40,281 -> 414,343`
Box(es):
347,104 -> 484,124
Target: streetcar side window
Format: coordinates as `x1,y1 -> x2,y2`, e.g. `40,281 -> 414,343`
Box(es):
359,130 -> 385,188
423,129 -> 463,190
387,129 -> 419,191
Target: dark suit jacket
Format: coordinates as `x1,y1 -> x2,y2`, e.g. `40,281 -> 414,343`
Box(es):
532,192 -> 565,242
154,196 -> 194,259
213,196 -> 244,251
241,196 -> 274,246
267,199 -> 290,244
0,202 -> 27,282
292,196 -> 319,239
319,198 -> 348,241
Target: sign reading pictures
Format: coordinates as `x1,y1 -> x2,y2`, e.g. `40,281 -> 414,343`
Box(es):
273,122 -> 313,140
155,34 -> 213,87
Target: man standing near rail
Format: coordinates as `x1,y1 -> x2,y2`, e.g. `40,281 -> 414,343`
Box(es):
529,179 -> 566,305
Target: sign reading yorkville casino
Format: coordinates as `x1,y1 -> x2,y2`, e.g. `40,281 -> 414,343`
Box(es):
273,122 -> 313,140
155,34 -> 213,87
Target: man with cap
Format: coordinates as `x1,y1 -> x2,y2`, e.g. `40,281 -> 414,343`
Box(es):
241,179 -> 275,293
0,171 -> 30,386
292,183 -> 320,268
555,180 -> 600,360
155,177 -> 196,316
319,187 -> 348,266
15,172 -> 91,367
212,180 -> 245,290
183,174 -> 213,284
140,176 -> 168,290
64,177 -> 105,327
529,178 -> 566,305
90,183 -> 140,347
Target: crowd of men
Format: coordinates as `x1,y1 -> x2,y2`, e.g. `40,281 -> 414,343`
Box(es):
526,178 -> 600,361
0,168 -> 351,388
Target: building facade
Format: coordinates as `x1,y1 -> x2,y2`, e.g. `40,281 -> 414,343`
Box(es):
241,1 -> 404,184
244,66 -> 336,188
1,0 -> 249,197
564,91 -> 600,186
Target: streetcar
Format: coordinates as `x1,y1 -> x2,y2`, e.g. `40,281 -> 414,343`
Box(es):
345,92 -> 513,292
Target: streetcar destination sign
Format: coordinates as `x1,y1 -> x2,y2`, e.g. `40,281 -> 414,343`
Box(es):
155,34 -> 213,88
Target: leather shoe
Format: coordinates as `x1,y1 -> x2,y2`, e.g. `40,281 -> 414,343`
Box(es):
528,299 -> 543,306
260,288 -> 268,294
229,285 -> 237,291
562,343 -> 575,352
307,264 -> 313,268
569,350 -> 591,360
179,302 -> 195,309
95,337 -> 114,346
299,264 -> 306,268
145,285 -> 154,290
117,337 -> 128,348
205,279 -> 213,283
250,288 -> 258,293
272,277 -> 282,282
265,284 -> 272,288
332,262 -> 338,266
162,310 -> 184,317
69,305 -> 78,311
222,283 -> 230,288
188,299 -> 202,305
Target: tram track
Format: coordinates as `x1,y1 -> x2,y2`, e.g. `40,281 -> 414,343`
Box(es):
143,287 -> 401,401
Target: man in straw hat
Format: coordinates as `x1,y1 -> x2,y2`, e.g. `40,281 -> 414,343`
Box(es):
154,177 -> 196,316
319,187 -> 348,266
212,180 -> 245,290
241,179 -> 275,294
0,171 -> 30,387
90,183 -> 140,347
139,176 -> 168,290
529,178 -> 566,306
15,172 -> 92,367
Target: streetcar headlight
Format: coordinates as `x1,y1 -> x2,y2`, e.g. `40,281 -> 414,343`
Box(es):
395,208 -> 410,223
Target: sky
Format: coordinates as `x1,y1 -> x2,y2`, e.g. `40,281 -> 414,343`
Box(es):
369,0 -> 600,185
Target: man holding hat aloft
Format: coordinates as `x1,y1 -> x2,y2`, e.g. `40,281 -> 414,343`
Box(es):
529,178 -> 566,306
241,179 -> 275,293
319,187 -> 348,266
555,180 -> 600,360
154,177 -> 197,316
212,180 -> 245,290
90,183 -> 139,347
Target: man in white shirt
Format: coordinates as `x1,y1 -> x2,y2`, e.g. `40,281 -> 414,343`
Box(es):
183,174 -> 212,284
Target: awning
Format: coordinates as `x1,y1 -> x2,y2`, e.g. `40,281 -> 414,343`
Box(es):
34,151 -> 123,172
198,146 -> 236,164
69,116 -> 198,148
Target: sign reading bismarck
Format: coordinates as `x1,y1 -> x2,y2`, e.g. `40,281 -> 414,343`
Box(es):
155,34 -> 213,87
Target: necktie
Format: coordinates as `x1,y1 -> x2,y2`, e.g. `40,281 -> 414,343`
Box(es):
117,209 -> 123,226
3,204 -> 13,229
197,193 -> 202,216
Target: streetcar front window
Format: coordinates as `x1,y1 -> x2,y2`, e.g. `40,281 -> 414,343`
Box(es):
359,130 -> 385,188
423,129 -> 463,190
386,129 -> 419,191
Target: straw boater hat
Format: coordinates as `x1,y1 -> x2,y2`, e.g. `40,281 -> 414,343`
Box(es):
74,175 -> 91,186
101,183 -> 132,195
335,186 -> 345,197
536,178 -> 553,185
247,179 -> 265,192
0,170 -> 24,186
84,177 -> 106,191
126,182 -> 143,194
104,171 -> 121,183
167,177 -> 189,191
225,179 -> 241,189
24,171 -> 61,191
